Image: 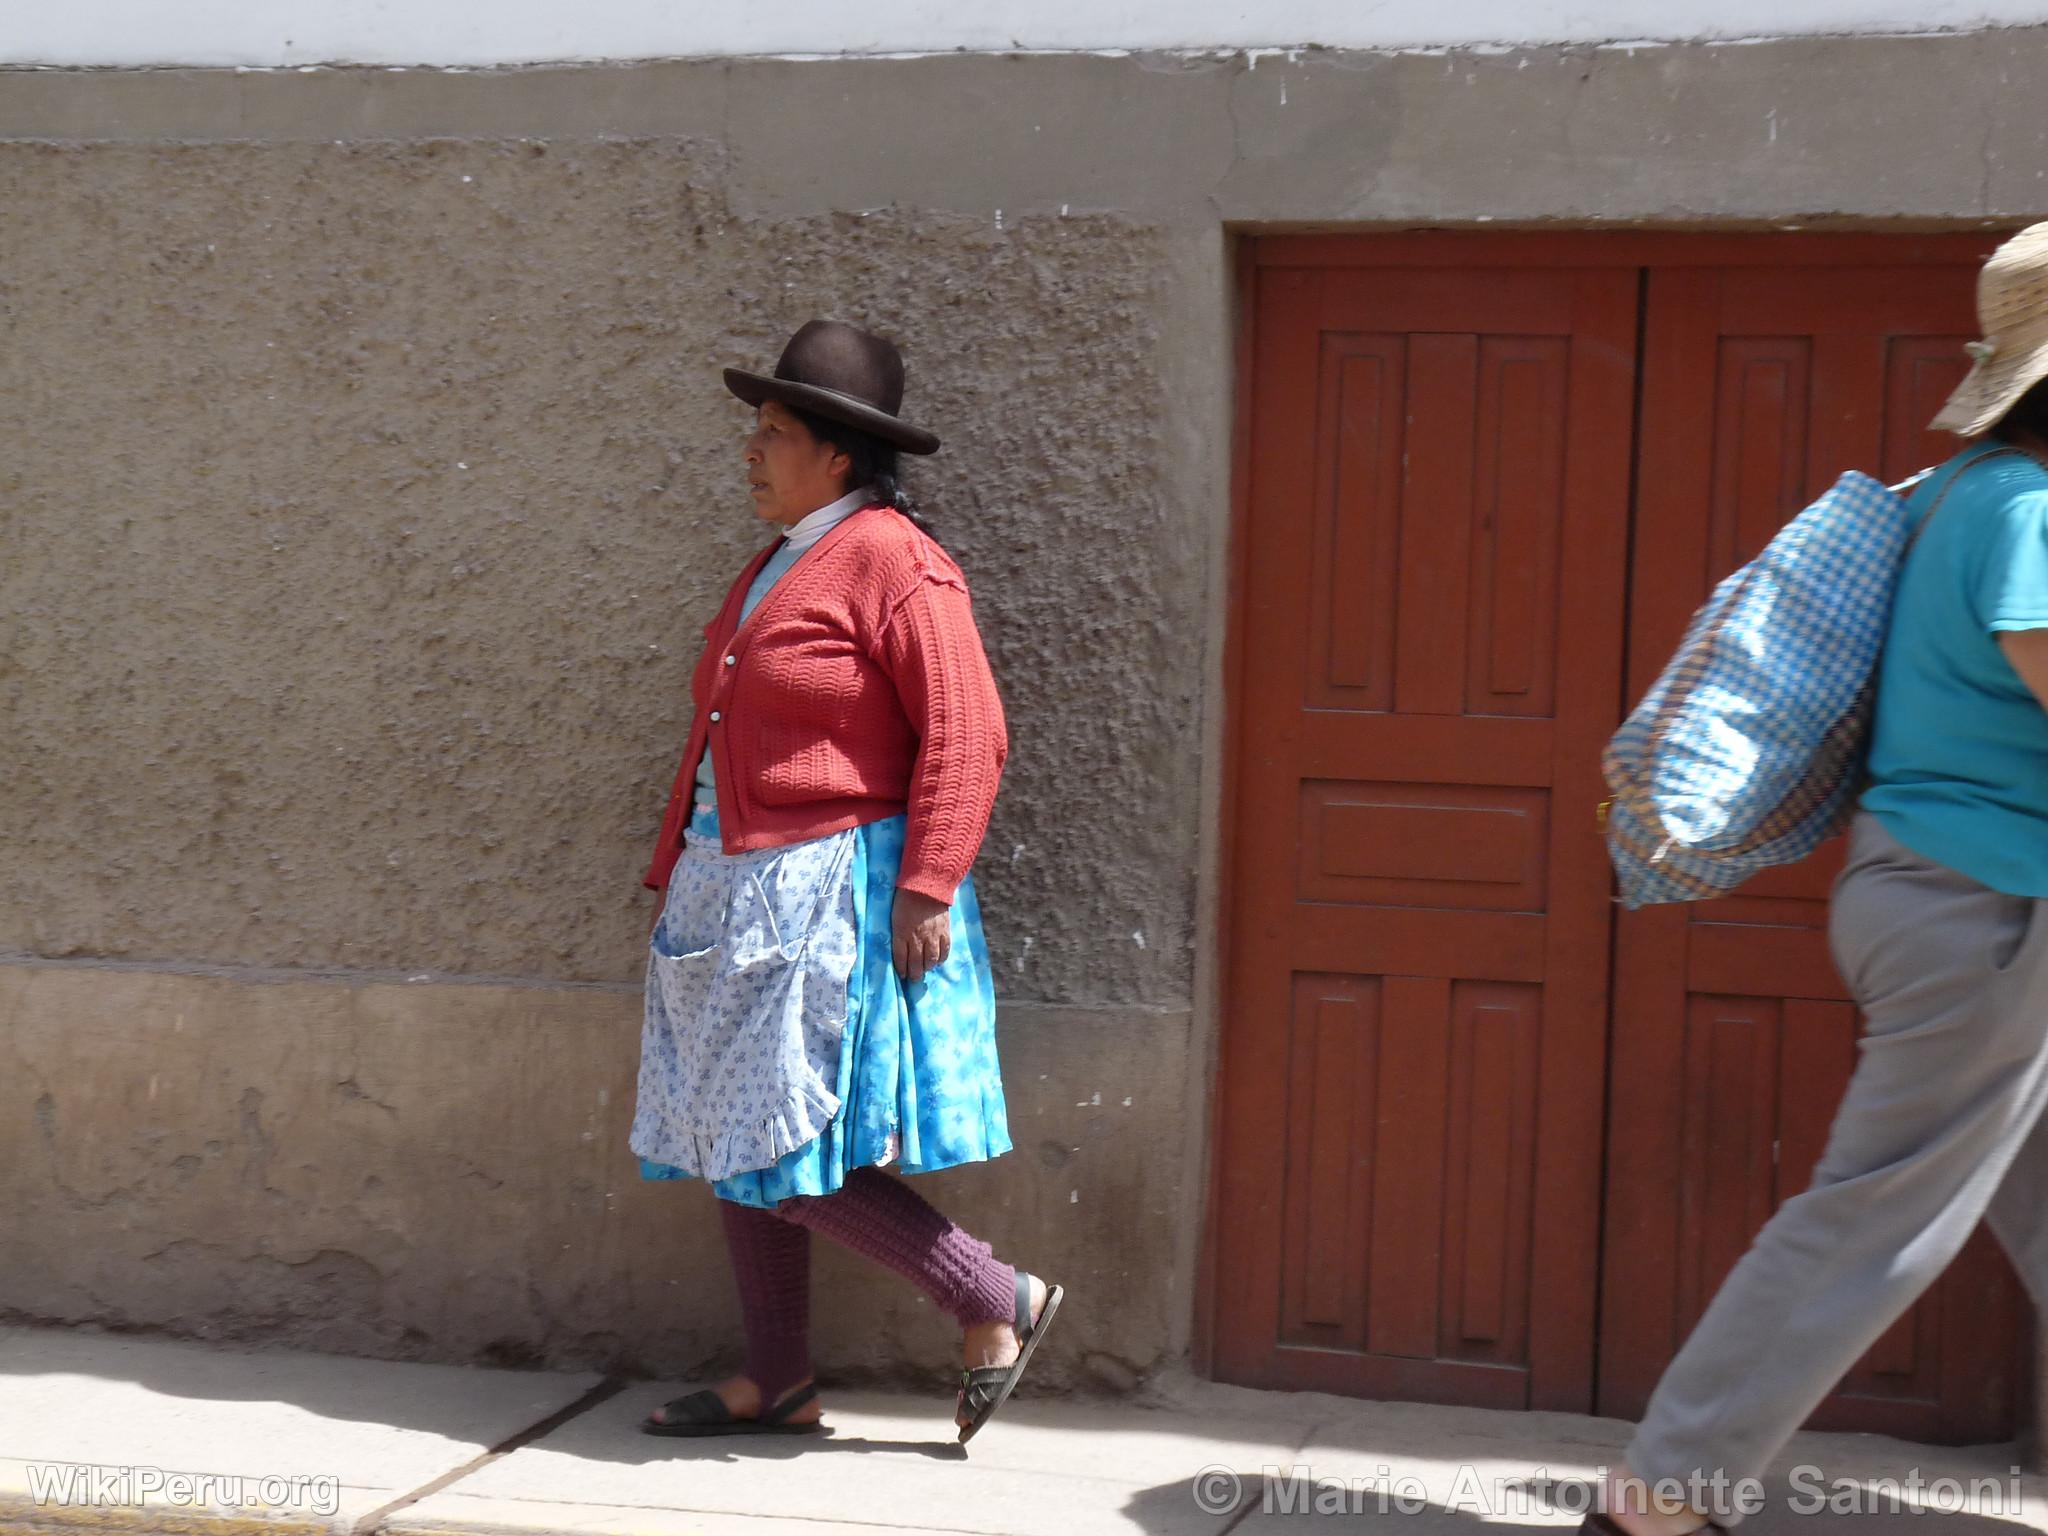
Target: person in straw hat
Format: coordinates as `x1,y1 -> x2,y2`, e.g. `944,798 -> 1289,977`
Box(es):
1584,223 -> 2048,1536
627,319 -> 1062,1443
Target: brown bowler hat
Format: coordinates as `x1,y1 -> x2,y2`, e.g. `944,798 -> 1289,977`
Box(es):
723,319 -> 941,455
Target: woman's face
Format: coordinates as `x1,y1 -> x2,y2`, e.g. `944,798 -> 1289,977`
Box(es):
744,400 -> 851,527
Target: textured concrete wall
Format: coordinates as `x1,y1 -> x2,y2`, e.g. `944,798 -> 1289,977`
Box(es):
0,138 -> 1192,1008
6,36 -> 2048,221
0,79 -> 1214,1378
4,33 -> 2046,1381
0,962 -> 1187,1385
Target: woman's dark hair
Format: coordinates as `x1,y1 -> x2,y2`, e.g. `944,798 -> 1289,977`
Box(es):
1995,375 -> 2048,443
789,405 -> 934,535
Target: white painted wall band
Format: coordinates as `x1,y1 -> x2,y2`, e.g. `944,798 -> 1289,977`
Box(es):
7,0 -> 2048,68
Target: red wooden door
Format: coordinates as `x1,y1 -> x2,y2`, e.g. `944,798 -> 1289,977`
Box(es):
1210,252 -> 1637,1409
1600,257 -> 2030,1442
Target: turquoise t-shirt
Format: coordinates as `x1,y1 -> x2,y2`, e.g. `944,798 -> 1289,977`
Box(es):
1863,444 -> 2048,895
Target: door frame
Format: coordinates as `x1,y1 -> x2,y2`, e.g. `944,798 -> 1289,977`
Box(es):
1198,227 -> 2020,1406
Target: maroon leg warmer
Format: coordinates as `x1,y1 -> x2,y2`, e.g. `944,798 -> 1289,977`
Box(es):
717,1197 -> 814,1403
776,1166 -> 1016,1327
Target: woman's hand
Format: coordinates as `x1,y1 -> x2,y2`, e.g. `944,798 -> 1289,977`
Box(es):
892,889 -> 952,983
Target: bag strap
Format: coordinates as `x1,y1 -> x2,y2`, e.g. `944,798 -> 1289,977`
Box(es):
1901,444 -> 2036,557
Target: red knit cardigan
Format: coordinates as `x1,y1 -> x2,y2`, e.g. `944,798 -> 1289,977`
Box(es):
642,505 -> 1008,904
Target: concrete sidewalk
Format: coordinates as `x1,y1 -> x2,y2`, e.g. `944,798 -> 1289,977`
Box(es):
1,1327 -> 2043,1536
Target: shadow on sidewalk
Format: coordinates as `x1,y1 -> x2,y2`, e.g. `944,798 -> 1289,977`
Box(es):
4,1326 -> 2035,1527
1120,1467 -> 2037,1535
0,1326 -> 984,1465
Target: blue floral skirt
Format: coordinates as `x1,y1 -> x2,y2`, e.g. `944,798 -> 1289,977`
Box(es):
637,804 -> 1011,1208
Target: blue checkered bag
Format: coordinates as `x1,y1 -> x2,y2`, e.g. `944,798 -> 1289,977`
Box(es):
1601,455 -> 2003,908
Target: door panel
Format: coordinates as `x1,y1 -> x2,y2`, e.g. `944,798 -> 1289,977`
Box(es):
1600,262 -> 2028,1442
1212,261 -> 1637,1410
1215,236 -> 2026,1442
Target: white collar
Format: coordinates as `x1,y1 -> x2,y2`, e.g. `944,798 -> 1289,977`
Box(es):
781,484 -> 876,553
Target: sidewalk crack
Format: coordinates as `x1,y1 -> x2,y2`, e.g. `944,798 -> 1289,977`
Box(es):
347,1374 -> 626,1536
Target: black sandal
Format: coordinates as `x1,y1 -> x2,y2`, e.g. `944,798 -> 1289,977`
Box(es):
956,1270 -> 1064,1444
640,1381 -> 825,1437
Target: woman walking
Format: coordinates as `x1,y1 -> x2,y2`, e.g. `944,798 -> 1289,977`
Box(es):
1594,223 -> 2048,1534
628,318 -> 1061,1442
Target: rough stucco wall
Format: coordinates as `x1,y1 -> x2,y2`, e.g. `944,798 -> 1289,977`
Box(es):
0,139 -> 1192,1008
0,963 -> 1186,1385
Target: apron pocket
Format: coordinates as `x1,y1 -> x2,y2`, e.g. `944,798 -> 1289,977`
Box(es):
652,841 -> 734,960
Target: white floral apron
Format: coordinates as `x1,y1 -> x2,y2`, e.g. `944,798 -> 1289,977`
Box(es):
628,819 -> 861,1183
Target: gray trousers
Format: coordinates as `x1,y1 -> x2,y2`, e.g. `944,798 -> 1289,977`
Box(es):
1627,811 -> 2048,1520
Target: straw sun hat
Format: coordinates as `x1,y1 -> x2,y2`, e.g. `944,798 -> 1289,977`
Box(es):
1934,221 -> 2048,437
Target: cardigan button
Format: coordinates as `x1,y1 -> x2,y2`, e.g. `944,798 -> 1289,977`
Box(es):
709,711 -> 722,723
724,655 -> 736,666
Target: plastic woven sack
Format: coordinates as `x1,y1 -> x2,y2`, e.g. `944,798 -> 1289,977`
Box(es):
1602,470 -> 1916,908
